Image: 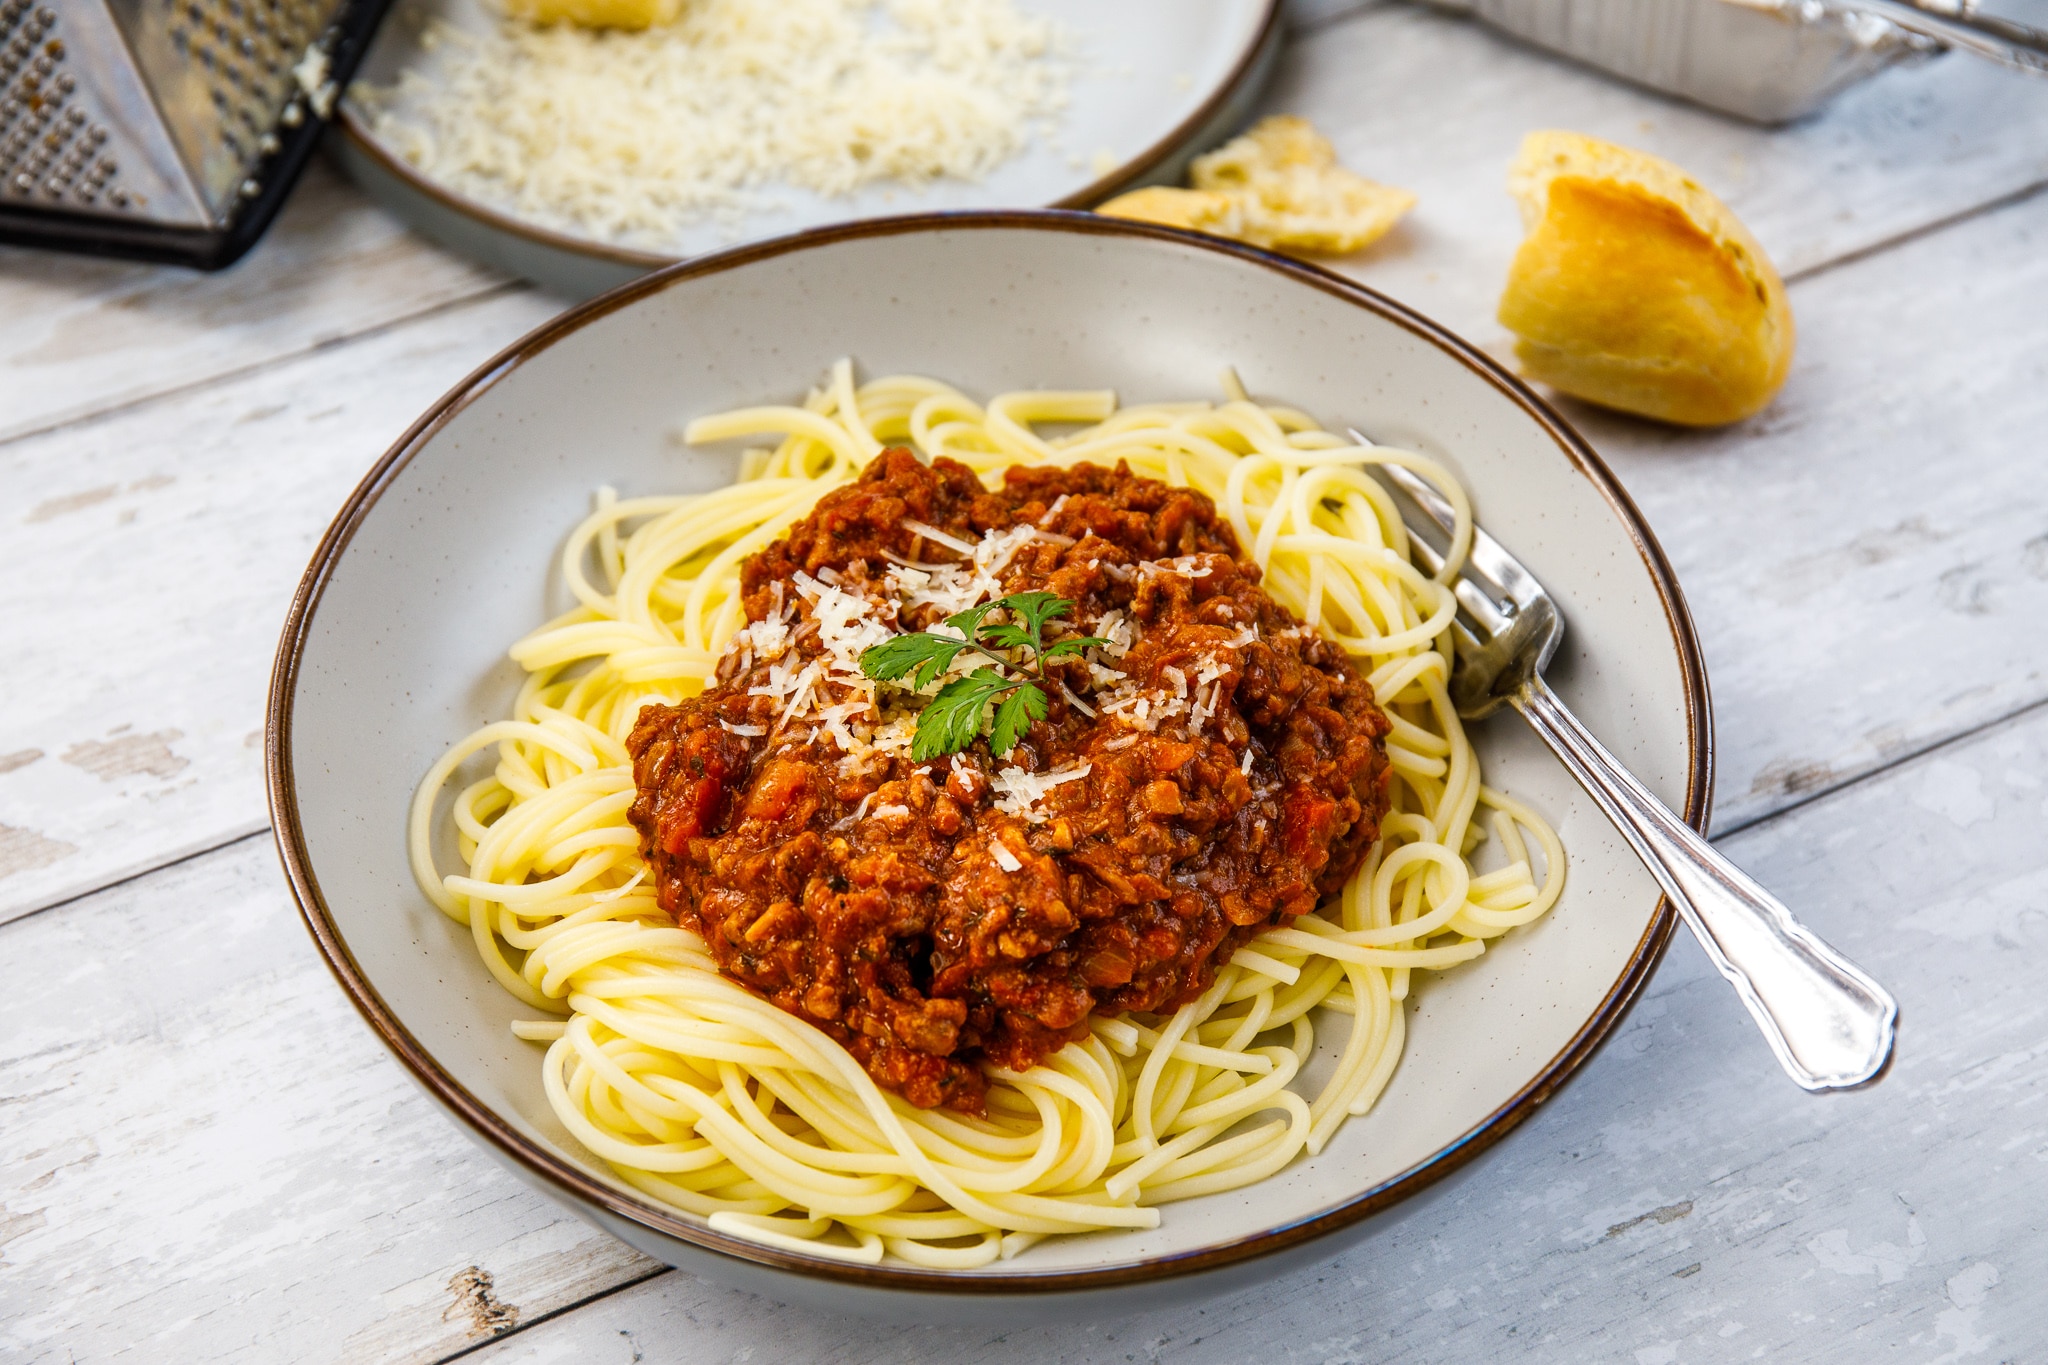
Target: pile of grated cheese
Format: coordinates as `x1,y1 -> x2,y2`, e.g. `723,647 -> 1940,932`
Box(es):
354,0 -> 1074,247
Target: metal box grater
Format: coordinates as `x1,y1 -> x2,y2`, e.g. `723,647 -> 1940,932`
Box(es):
0,0 -> 393,269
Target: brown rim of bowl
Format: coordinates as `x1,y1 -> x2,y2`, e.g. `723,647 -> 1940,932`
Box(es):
332,0 -> 1285,271
266,209 -> 1713,1296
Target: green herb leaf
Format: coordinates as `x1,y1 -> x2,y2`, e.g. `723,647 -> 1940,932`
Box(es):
870,591 -> 1101,761
976,622 -> 1038,653
1040,636 -> 1112,662
943,599 -> 1007,641
989,683 -> 1049,757
911,668 -> 1017,761
1000,591 -> 1071,645
859,630 -> 975,692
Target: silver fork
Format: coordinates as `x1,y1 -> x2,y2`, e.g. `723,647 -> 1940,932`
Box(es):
1362,449 -> 1898,1092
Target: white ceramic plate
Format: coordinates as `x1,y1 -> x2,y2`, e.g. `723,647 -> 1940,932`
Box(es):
269,213 -> 1711,1320
332,0 -> 1282,297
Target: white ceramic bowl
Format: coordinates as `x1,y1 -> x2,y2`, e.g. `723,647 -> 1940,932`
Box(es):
268,213 -> 1710,1320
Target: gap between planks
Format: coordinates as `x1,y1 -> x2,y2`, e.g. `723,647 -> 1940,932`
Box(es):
0,280 -> 530,454
435,1267 -> 676,1365
9,680 -> 2015,1365
5,660 -> 1974,940
1710,687 -> 2048,842
1779,174 -> 2048,287
7,1 -> 2048,459
12,175 -> 2048,925
383,694 -> 2048,1362
4,822 -> 274,925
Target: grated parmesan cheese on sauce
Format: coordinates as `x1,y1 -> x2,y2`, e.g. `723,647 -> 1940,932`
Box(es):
1090,609 -> 1134,658
883,523 -> 1050,621
353,0 -> 1075,248
794,571 -> 896,688
1138,554 -> 1215,580
725,515 -> 1255,783
992,762 -> 1091,821
901,519 -> 978,557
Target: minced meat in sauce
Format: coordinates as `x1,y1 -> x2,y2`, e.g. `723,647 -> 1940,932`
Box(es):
625,450 -> 1391,1113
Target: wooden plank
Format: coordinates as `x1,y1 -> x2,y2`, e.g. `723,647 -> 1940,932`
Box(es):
11,166 -> 2047,926
442,695 -> 2048,1362
1270,4 -> 2048,830
4,185 -> 2046,924
1527,185 -> 2048,831
7,9 -> 2048,908
0,3 -> 1375,446
0,288 -> 563,924
0,158 -> 519,446
1280,0 -> 2048,349
11,648 -> 2037,1363
7,0 -> 2048,450
0,834 -> 659,1365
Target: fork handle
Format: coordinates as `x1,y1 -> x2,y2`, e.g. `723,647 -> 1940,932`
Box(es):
1513,677 -> 1897,1090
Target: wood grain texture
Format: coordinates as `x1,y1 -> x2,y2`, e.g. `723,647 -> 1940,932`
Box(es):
7,172 -> 2044,923
1267,5 -> 2048,829
0,289 -> 563,924
1568,187 -> 2048,830
0,835 -> 658,1365
7,0 -> 2048,452
0,6 -> 1362,449
0,160 -> 525,447
436,700 -> 2048,1362
6,9 -> 2048,1360
1277,0 -> 2048,350
9,675 -> 2035,1364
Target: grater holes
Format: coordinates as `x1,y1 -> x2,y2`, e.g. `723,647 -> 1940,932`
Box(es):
0,1 -> 130,213
153,0 -> 327,157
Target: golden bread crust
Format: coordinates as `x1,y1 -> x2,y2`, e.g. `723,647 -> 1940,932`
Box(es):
1499,131 -> 1794,427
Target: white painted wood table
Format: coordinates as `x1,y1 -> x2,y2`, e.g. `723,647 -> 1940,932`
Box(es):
6,2 -> 2048,1359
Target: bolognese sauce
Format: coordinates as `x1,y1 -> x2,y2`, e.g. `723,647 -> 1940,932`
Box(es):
625,450 -> 1391,1113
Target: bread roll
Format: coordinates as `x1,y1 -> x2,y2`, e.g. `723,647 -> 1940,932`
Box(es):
1498,131 -> 1794,427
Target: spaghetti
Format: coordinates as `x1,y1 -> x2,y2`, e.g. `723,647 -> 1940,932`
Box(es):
408,361 -> 1564,1267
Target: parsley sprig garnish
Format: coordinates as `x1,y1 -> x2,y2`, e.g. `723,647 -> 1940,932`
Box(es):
860,591 -> 1107,760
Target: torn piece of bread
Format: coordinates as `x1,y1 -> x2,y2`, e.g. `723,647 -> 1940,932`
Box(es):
1498,131 -> 1794,427
506,0 -> 680,30
1098,116 -> 1414,257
